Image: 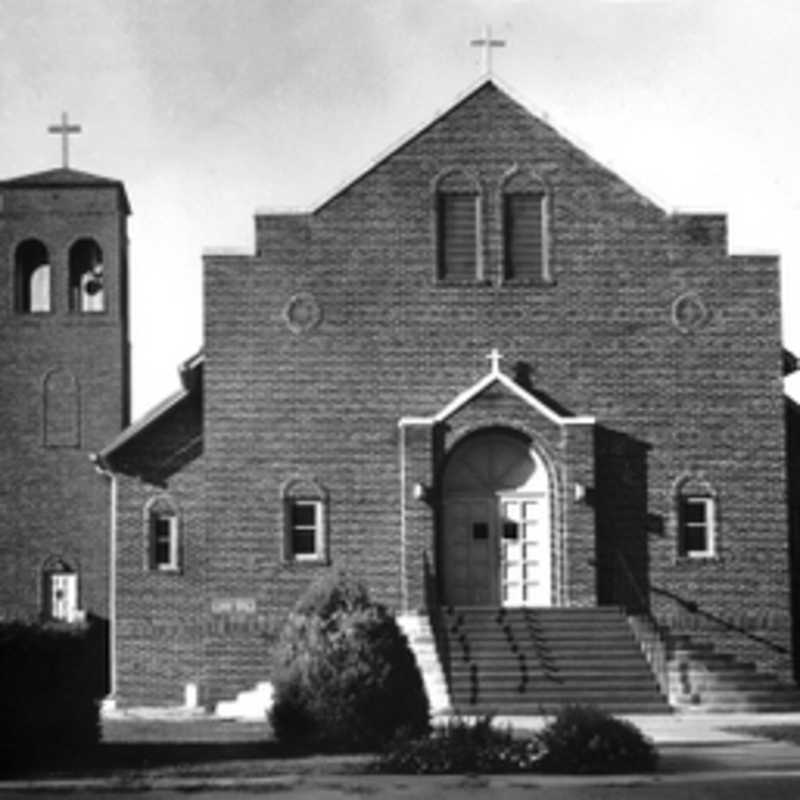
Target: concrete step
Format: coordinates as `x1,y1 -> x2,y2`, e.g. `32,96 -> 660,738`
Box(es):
454,701 -> 672,714
449,675 -> 659,690
451,648 -> 647,660
215,681 -> 274,720
442,605 -> 670,715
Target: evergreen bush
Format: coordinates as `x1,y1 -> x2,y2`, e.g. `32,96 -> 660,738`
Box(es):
376,715 -> 544,773
0,619 -> 105,770
536,704 -> 658,774
269,571 -> 430,752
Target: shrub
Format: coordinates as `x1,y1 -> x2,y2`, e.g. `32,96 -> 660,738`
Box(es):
376,715 -> 544,774
0,619 -> 106,770
269,571 -> 430,752
536,705 -> 657,774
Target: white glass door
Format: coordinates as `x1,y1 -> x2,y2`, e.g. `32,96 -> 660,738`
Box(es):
499,495 -> 551,607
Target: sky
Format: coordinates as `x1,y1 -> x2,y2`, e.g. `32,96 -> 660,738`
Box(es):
1,0 -> 799,416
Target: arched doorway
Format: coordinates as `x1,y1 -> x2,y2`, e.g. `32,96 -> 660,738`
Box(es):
439,429 -> 552,607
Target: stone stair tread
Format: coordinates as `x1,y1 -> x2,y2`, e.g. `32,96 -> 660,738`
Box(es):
441,606 -> 670,715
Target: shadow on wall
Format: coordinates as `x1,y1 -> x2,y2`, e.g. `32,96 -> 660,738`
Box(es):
648,585 -> 790,657
592,426 -> 652,614
593,416 -> 793,666
785,397 -> 800,681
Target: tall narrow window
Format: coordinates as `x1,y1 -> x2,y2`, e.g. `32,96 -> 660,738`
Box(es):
674,475 -> 717,558
15,239 -> 51,313
281,477 -> 328,562
289,500 -> 324,559
146,496 -> 181,572
679,496 -> 715,558
43,369 -> 80,448
502,171 -> 550,283
69,238 -> 105,313
435,171 -> 480,281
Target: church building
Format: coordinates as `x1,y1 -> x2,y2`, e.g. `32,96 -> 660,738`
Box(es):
4,77 -> 799,714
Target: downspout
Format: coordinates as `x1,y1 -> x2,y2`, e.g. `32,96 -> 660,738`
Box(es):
399,421 -> 408,614
91,455 -> 118,709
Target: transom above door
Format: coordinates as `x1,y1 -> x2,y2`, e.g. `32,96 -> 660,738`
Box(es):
440,429 -> 552,608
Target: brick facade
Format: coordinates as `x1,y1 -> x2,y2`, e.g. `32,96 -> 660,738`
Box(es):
104,80 -> 793,704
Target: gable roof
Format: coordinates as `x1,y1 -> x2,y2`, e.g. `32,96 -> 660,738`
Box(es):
307,76 -> 665,217
0,167 -> 131,213
93,352 -> 203,481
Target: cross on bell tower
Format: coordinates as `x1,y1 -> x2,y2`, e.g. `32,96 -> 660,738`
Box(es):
470,25 -> 506,76
48,112 -> 82,168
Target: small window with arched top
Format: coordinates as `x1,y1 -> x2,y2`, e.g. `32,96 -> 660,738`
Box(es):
435,171 -> 481,282
502,171 -> 550,284
675,476 -> 717,559
281,477 -> 328,562
145,496 -> 181,572
15,239 -> 51,313
69,238 -> 105,313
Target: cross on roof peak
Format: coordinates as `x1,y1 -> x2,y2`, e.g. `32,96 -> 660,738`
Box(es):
48,112 -> 82,168
470,25 -> 506,76
487,348 -> 503,373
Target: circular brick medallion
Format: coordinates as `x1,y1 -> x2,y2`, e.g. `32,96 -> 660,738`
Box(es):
283,292 -> 321,334
671,292 -> 709,334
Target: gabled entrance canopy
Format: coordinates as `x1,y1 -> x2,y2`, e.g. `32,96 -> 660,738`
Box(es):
399,349 -> 595,429
397,350 -> 598,614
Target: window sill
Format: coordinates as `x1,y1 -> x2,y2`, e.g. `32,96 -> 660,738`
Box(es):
500,278 -> 557,288
284,556 -> 329,567
434,278 -> 492,287
675,554 -> 718,564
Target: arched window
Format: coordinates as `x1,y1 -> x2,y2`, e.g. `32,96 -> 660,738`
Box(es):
42,557 -> 81,623
69,238 -> 105,313
43,369 -> 80,447
435,170 -> 481,282
674,475 -> 717,558
281,477 -> 328,562
15,239 -> 51,313
502,170 -> 550,283
145,495 -> 181,572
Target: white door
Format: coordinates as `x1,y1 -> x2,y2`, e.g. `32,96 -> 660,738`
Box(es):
50,572 -> 79,622
499,494 -> 551,607
440,430 -> 552,607
442,498 -> 496,605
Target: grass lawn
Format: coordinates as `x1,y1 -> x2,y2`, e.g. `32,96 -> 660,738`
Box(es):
1,718 -> 374,781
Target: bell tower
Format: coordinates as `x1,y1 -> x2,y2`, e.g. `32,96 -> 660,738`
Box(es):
0,158 -> 131,623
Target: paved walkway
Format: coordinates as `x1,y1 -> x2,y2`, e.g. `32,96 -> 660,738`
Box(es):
496,710 -> 800,744
3,710 -> 800,794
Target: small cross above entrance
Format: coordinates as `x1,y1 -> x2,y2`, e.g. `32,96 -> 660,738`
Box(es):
470,25 -> 506,76
487,348 -> 503,373
48,112 -> 82,168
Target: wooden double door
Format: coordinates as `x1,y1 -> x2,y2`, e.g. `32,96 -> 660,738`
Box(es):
440,431 -> 552,608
